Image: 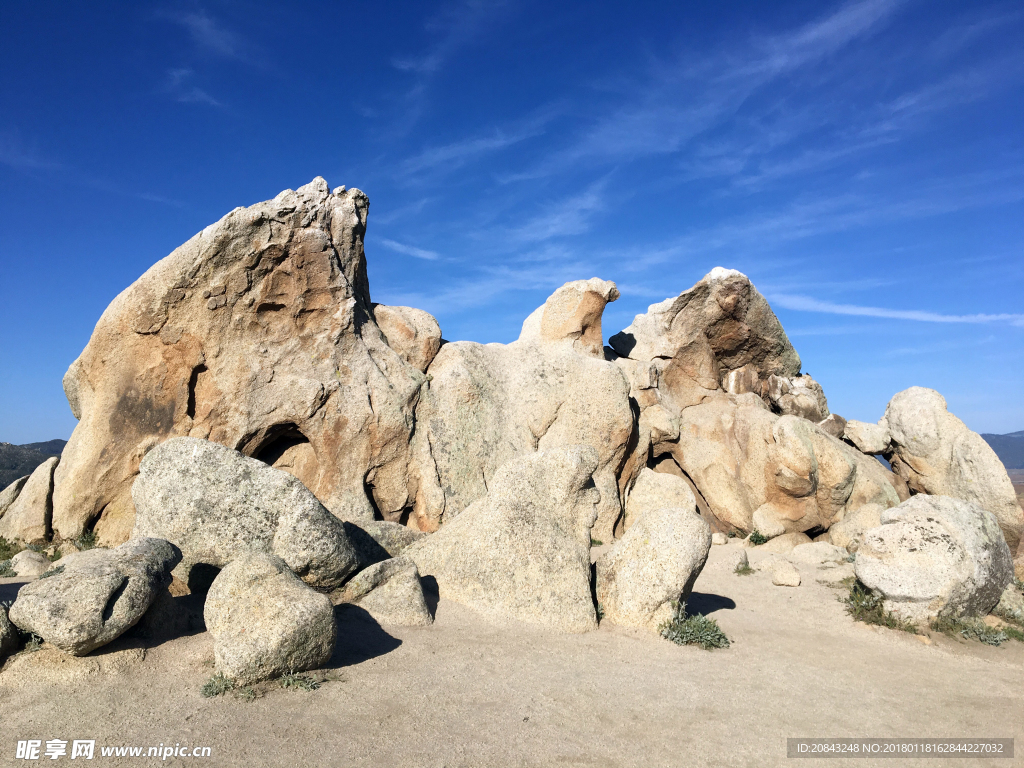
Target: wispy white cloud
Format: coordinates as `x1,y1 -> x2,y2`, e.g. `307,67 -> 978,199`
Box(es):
0,131 -> 61,171
160,10 -> 248,61
165,68 -> 221,106
378,238 -> 440,260
770,293 -> 1024,327
510,179 -> 608,243
401,124 -> 544,176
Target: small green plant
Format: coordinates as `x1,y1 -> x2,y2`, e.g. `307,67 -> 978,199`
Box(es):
931,615 -> 1010,647
0,560 -> 14,577
734,560 -> 754,576
234,686 -> 258,702
590,537 -> 604,546
1004,626 -> 1024,642
200,673 -> 235,698
595,602 -> 605,621
75,530 -> 98,551
659,602 -> 730,650
37,564 -> 65,580
748,529 -> 768,546
279,672 -> 320,691
22,634 -> 44,653
843,581 -> 917,633
0,536 -> 23,562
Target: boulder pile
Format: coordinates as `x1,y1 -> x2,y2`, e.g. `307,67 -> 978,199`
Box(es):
1,178 -> 1021,681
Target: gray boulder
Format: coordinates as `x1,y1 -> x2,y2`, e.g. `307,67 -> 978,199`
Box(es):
855,495 -> 1013,623
10,550 -> 51,579
828,503 -> 884,553
406,446 -> 600,633
623,468 -> 695,534
882,387 -> 1023,551
0,458 -> 58,545
336,556 -> 432,626
204,553 -> 336,685
596,504 -> 711,629
343,520 -> 427,567
8,538 -> 181,655
843,420 -> 891,455
766,373 -> 830,423
132,437 -> 360,590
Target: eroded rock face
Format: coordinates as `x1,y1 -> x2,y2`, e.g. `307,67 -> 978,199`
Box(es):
204,553 -> 336,685
372,304 -> 442,373
882,387 -> 1024,551
0,475 -> 29,519
623,468 -> 695,534
406,446 -> 600,633
596,504 -> 711,630
844,420 -> 891,455
336,556 -> 432,626
0,458 -> 58,545
609,268 -> 801,412
766,374 -> 830,422
662,398 -> 900,536
409,280 -> 633,541
53,178 -> 428,545
855,495 -> 1013,623
8,538 -> 181,656
132,437 -> 360,590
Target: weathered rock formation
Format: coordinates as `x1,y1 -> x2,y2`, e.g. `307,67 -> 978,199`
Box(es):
53,178 -> 433,545
0,475 -> 29,519
132,437 -> 360,590
622,468 -> 694,534
843,420 -> 891,455
596,501 -> 711,630
204,552 -> 336,684
854,495 -> 1013,623
409,279 -> 633,541
335,556 -> 433,626
10,549 -> 51,579
882,387 -> 1024,551
9,538 -> 181,655
406,446 -> 600,632
0,457 -> 58,545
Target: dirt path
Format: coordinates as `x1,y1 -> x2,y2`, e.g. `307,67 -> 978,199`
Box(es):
1,544 -> 1021,768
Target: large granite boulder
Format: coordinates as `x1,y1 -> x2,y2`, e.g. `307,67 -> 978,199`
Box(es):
0,475 -> 29,519
204,552 -> 336,684
335,556 -> 432,626
406,446 -> 600,633
10,550 -> 51,579
765,373 -> 830,422
596,502 -> 711,630
372,304 -> 442,373
52,178 -> 431,545
659,398 -> 900,536
843,420 -> 891,455
623,468 -> 695,534
854,495 -> 1013,623
0,458 -> 58,545
881,387 -> 1023,551
409,279 -> 633,541
8,538 -> 181,655
132,437 -> 360,589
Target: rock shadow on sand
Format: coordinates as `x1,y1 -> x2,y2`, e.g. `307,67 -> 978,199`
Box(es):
329,604 -> 402,668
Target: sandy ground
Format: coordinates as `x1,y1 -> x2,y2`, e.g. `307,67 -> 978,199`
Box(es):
1,543 -> 1021,768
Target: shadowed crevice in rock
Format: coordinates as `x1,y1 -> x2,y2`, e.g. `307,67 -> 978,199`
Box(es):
420,575 -> 439,618
187,564 -> 221,594
330,604 -> 402,668
101,577 -> 129,623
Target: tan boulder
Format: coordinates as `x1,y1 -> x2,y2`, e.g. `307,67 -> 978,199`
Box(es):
623,468 -> 694,533
406,446 -> 600,633
882,387 -> 1024,550
0,476 -> 29,519
372,304 -> 442,373
766,373 -> 830,422
409,280 -> 633,541
52,178 -> 429,544
0,457 -> 58,545
844,419 -> 891,455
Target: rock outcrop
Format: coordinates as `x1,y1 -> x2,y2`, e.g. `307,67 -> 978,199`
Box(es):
0,475 -> 29,519
335,556 -> 432,626
204,552 -> 336,684
52,178 -> 431,545
766,374 -> 830,422
854,495 -> 1013,623
372,304 -> 443,373
132,437 -> 360,590
8,538 -> 181,655
596,502 -> 711,630
843,420 -> 890,455
827,503 -> 883,553
881,387 -> 1024,551
406,446 -> 600,633
409,279 -> 633,541
0,457 -> 58,545
623,468 -> 695,534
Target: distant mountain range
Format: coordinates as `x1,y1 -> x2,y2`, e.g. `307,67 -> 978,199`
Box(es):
0,440 -> 67,490
982,431 -> 1024,470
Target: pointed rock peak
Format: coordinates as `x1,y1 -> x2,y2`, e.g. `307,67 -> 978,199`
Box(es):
705,266 -> 747,282
296,176 -> 331,203
519,278 -> 619,358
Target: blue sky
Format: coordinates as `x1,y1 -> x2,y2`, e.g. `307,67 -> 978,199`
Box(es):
1,0 -> 1022,443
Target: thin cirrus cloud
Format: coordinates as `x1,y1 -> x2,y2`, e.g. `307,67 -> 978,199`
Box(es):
769,293 -> 1024,327
165,68 -> 221,107
379,238 -> 441,261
